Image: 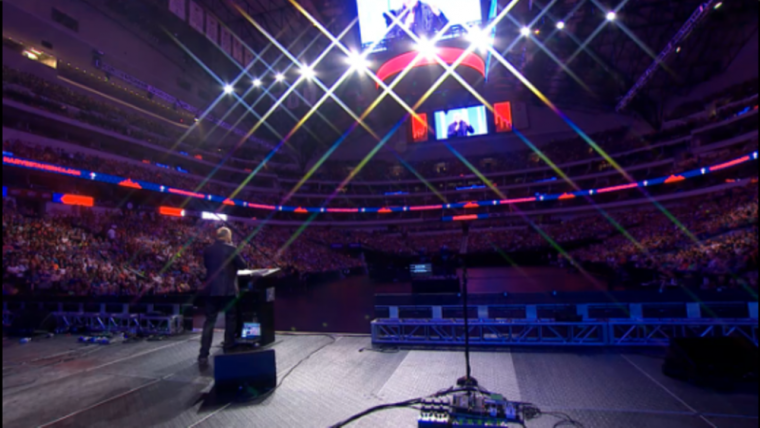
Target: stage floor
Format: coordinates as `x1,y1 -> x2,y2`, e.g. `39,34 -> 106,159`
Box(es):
3,334 -> 757,428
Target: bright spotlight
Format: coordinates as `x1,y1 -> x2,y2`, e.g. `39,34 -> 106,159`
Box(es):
520,27 -> 531,37
466,28 -> 493,51
415,38 -> 438,58
275,73 -> 285,82
347,52 -> 370,71
714,2 -> 723,9
223,84 -> 234,94
606,11 -> 617,21
252,78 -> 262,87
556,21 -> 566,30
300,66 -> 315,80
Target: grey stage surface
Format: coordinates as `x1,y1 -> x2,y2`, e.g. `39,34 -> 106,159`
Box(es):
3,334 -> 757,428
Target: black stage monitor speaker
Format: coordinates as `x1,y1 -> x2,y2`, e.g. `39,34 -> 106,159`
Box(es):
214,349 -> 277,397
663,337 -> 758,388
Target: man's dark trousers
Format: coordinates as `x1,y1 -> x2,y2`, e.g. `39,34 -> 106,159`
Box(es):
199,296 -> 238,359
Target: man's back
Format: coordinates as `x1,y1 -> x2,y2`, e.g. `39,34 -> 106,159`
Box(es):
203,240 -> 246,296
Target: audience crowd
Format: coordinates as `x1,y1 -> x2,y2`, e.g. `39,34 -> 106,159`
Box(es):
570,184 -> 758,286
2,200 -> 365,296
2,61 -> 759,297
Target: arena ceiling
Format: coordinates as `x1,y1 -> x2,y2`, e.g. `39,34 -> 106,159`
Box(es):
198,0 -> 757,111
182,0 -> 757,152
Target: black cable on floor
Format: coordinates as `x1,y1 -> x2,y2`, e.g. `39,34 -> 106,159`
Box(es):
539,411 -> 586,428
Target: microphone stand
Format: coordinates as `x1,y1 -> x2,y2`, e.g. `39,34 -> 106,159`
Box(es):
457,246 -> 477,388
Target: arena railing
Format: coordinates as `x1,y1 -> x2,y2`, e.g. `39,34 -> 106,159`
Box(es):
3,145 -> 757,219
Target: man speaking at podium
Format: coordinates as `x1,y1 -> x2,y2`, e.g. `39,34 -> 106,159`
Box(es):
198,227 -> 247,366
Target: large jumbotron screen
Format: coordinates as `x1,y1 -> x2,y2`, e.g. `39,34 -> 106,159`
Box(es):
434,105 -> 488,141
356,0 -> 483,52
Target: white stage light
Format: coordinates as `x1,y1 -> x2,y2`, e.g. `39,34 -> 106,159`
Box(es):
300,66 -> 315,80
415,38 -> 437,58
223,84 -> 234,94
606,11 -> 617,21
556,21 -> 566,30
520,27 -> 531,37
252,78 -> 262,87
275,73 -> 285,82
347,52 -> 370,71
467,28 -> 493,51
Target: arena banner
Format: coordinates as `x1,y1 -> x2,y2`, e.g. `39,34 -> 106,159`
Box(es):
206,14 -> 219,44
169,0 -> 186,21
220,27 -> 232,56
189,1 -> 204,33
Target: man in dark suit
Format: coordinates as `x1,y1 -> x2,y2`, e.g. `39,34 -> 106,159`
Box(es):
447,112 -> 475,138
198,227 -> 247,366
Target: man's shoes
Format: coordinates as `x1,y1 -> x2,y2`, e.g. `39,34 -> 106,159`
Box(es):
198,356 -> 209,367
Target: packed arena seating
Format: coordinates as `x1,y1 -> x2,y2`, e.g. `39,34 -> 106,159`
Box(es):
2,199 -> 365,296
4,179 -> 756,296
570,184 -> 758,287
2,58 -> 759,295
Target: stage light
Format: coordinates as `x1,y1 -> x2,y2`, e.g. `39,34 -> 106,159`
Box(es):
415,38 -> 438,58
252,78 -> 262,87
300,66 -> 315,80
520,27 -> 531,37
714,2 -> 723,9
466,28 -> 493,51
606,11 -> 617,21
223,84 -> 234,94
347,52 -> 370,71
275,73 -> 285,82
556,21 -> 566,30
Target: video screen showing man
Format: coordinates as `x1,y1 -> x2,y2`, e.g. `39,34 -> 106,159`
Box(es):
384,0 -> 450,40
447,112 -> 475,139
357,0 -> 482,53
434,105 -> 487,140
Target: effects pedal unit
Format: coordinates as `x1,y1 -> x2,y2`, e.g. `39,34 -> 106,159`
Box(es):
418,392 -> 526,427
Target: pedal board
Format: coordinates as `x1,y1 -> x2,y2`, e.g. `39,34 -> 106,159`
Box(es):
418,393 -> 525,427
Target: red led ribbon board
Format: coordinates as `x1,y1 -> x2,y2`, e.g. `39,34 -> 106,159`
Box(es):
159,206 -> 185,217
53,193 -> 94,207
376,48 -> 486,87
411,113 -> 429,143
494,102 -> 513,133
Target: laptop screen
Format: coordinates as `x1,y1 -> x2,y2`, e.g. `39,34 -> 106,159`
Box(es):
241,322 -> 261,339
